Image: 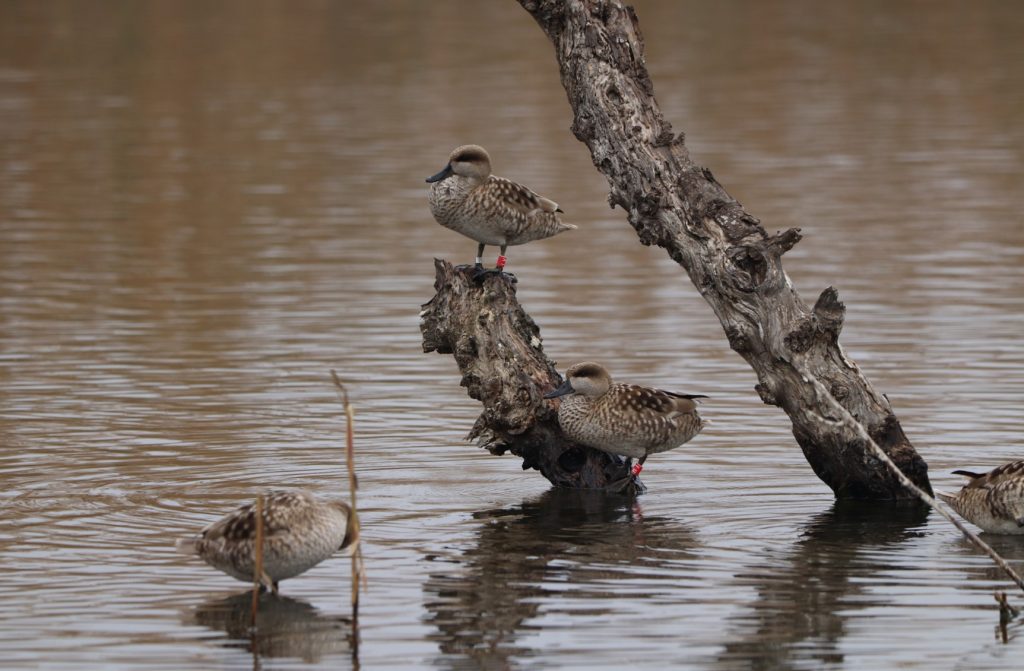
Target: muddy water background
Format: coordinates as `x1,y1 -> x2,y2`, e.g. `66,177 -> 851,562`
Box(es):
1,1 -> 1023,668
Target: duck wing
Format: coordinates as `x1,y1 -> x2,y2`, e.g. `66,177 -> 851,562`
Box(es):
616,385 -> 705,417
484,176 -> 562,217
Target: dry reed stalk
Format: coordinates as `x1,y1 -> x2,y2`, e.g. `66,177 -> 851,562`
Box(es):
330,370 -> 366,650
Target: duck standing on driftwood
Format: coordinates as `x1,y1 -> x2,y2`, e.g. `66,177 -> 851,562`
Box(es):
937,461 -> 1024,535
176,489 -> 359,592
545,362 -> 706,486
426,144 -> 576,278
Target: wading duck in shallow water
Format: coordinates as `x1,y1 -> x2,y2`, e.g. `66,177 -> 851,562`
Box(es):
545,362 -> 706,483
937,461 -> 1024,535
176,489 -> 358,592
426,144 -> 576,277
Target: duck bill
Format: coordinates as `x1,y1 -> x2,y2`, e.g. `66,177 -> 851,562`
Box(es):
544,379 -> 574,399
425,163 -> 453,183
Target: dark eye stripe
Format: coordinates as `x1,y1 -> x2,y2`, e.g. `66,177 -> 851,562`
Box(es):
455,151 -> 485,163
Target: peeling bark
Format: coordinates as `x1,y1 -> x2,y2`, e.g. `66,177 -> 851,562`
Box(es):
512,0 -> 930,498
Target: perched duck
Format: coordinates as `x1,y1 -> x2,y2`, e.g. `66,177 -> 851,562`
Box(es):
544,362 -> 706,480
937,461 -> 1024,535
426,144 -> 576,276
176,489 -> 358,592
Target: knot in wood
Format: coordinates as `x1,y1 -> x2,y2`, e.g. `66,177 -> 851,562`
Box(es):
784,317 -> 816,354
605,83 -> 623,104
727,244 -> 768,292
638,191 -> 661,218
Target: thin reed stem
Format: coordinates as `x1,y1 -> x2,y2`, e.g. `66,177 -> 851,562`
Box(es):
331,370 -> 365,655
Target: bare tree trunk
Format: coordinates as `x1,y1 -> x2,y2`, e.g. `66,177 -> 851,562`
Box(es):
512,0 -> 930,498
421,260 -> 639,491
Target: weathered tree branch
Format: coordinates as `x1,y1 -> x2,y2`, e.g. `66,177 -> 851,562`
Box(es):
512,0 -> 930,498
421,260 -> 639,491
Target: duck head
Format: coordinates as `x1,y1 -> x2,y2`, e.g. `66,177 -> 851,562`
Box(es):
544,362 -> 612,399
426,144 -> 492,184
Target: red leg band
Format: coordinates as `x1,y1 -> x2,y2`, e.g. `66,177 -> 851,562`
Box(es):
496,255 -> 507,270
631,463 -> 643,476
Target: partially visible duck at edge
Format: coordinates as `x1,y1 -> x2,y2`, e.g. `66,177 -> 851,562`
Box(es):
176,489 -> 359,592
426,144 -> 576,278
937,460 -> 1024,535
545,362 -> 706,485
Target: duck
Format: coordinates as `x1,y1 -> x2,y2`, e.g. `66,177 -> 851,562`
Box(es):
544,362 -> 706,481
426,144 -> 576,277
176,489 -> 358,592
936,461 -> 1024,534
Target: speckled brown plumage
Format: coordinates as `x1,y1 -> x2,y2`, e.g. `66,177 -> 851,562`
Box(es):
426,144 -> 576,268
937,461 -> 1024,534
176,489 -> 358,591
545,362 -> 705,462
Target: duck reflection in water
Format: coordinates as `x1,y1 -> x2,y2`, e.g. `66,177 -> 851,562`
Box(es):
183,590 -> 354,663
423,489 -> 697,669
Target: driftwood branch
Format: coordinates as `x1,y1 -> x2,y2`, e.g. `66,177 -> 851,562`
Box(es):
421,260 -> 638,491
507,0 -> 931,499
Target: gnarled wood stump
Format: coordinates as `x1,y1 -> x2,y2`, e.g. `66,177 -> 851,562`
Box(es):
421,260 -> 639,492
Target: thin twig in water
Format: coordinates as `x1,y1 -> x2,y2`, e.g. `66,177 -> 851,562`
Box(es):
251,493 -> 265,628
794,362 -> 1024,595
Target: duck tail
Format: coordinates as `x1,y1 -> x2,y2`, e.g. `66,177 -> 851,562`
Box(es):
935,490 -> 958,506
174,537 -> 198,555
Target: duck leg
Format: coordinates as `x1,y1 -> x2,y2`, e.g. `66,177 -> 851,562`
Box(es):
471,244 -> 516,283
496,244 -> 508,273
470,243 -> 491,281
606,455 -> 649,494
488,244 -> 516,282
474,243 -> 486,272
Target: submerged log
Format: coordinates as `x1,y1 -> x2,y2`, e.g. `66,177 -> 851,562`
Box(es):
421,260 -> 638,491
511,0 -> 930,499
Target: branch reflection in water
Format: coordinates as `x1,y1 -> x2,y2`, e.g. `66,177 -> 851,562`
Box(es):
183,591 -> 354,665
423,489 -> 698,668
946,533 -> 1024,648
716,501 -> 929,669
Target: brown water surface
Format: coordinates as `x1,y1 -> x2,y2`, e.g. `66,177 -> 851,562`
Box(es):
1,1 -> 1023,669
